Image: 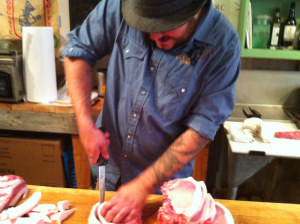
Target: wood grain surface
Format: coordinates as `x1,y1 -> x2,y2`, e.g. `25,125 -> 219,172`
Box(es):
0,98 -> 104,134
17,185 -> 300,224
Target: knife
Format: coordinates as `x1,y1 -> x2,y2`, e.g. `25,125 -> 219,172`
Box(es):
284,109 -> 300,129
98,127 -> 108,204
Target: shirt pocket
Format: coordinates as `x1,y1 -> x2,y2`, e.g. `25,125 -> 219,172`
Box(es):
157,68 -> 194,123
122,39 -> 147,86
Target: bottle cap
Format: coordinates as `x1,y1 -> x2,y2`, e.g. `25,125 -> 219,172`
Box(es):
275,8 -> 280,13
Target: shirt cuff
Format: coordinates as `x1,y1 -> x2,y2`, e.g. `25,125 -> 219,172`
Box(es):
183,114 -> 220,140
63,44 -> 96,68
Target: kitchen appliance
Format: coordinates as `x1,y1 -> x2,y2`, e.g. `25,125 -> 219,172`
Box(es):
0,40 -> 24,102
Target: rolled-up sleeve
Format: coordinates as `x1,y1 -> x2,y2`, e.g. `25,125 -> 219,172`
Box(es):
184,36 -> 241,140
63,0 -> 122,67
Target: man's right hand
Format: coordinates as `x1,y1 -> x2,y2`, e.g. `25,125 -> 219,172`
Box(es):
79,124 -> 110,164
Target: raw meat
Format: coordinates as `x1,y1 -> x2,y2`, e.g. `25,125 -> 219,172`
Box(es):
158,177 -> 234,224
31,204 -> 57,212
28,212 -> 52,223
12,217 -> 44,224
275,131 -> 300,140
88,202 -> 143,224
0,176 -> 29,213
211,203 -> 234,224
6,192 -> 42,220
50,207 -> 76,224
57,200 -> 70,211
0,217 -> 44,224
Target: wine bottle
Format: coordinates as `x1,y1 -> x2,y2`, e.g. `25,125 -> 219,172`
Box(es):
283,2 -> 297,48
270,8 -> 281,47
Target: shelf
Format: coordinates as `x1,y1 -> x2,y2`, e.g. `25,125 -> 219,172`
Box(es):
242,49 -> 300,60
238,0 -> 300,60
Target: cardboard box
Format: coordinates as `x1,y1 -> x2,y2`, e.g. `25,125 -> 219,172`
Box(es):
0,136 -> 67,187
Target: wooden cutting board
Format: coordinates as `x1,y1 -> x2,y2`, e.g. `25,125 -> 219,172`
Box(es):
15,185 -> 300,224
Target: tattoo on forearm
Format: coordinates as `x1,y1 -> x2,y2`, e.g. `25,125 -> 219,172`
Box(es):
152,150 -> 185,184
152,128 -> 211,186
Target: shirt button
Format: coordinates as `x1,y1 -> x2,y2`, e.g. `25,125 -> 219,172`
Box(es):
126,49 -> 129,53
124,155 -> 127,158
69,48 -> 73,52
150,67 -> 154,71
133,113 -> 137,118
181,88 -> 185,93
141,91 -> 146,95
128,135 -> 131,139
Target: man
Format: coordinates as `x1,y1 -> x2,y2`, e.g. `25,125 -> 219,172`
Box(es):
64,0 -> 241,222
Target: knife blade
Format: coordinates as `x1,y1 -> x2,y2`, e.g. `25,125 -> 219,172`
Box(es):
98,127 -> 108,204
284,109 -> 300,129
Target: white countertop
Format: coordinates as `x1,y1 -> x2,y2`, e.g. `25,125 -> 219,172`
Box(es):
225,121 -> 300,159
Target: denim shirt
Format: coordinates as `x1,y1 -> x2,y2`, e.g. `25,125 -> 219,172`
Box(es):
64,0 -> 241,193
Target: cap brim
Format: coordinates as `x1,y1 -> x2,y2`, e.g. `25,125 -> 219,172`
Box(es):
122,0 -> 206,33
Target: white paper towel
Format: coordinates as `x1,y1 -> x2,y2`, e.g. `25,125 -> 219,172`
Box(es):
22,27 -> 57,103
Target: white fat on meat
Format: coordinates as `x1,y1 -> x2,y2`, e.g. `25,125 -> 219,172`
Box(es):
0,176 -> 29,214
5,192 -> 42,220
88,202 -> 143,224
50,207 -> 76,224
31,204 -> 57,212
0,217 -> 44,224
212,202 -> 234,224
158,177 -> 234,224
57,200 -> 70,212
28,212 -> 52,223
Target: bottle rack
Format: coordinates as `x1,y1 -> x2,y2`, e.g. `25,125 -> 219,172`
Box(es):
238,0 -> 300,60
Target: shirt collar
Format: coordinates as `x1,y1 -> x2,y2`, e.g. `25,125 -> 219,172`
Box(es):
192,0 -> 215,46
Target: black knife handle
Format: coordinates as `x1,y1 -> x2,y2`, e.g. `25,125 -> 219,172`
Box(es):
99,127 -> 107,133
97,155 -> 108,166
97,127 -> 109,166
249,107 -> 262,118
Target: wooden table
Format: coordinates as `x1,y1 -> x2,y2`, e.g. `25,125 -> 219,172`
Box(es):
19,185 -> 300,224
0,98 -> 104,189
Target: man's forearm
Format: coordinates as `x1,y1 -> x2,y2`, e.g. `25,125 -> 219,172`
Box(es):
137,128 -> 211,193
64,57 -> 95,132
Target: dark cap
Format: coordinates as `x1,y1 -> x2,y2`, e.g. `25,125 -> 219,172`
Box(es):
122,0 -> 207,33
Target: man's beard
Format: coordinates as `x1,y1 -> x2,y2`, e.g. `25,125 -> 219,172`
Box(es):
172,18 -> 198,48
145,17 -> 198,50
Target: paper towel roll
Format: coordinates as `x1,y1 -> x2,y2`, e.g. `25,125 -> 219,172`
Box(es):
22,27 -> 57,103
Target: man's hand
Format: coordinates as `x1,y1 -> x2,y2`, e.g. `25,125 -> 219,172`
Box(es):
79,124 -> 110,164
100,178 -> 148,223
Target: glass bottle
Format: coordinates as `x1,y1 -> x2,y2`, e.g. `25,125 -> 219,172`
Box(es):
283,2 -> 297,48
270,8 -> 281,47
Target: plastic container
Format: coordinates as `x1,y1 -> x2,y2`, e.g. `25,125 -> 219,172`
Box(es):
252,15 -> 272,48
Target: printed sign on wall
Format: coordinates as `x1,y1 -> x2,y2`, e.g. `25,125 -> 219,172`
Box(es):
212,0 -> 241,30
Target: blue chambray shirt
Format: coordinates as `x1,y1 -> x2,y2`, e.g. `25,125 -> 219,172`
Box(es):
64,0 -> 241,194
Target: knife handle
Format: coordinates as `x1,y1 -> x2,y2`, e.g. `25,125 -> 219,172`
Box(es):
97,155 -> 108,166
249,107 -> 262,118
97,127 -> 109,166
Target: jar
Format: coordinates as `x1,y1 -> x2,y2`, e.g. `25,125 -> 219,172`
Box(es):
97,69 -> 106,97
252,15 -> 272,48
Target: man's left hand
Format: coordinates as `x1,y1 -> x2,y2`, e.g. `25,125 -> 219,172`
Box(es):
100,178 -> 149,223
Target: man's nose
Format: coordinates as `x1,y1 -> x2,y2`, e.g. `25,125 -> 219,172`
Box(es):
150,33 -> 164,40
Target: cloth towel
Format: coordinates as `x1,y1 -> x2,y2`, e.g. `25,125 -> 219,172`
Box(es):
224,123 -> 254,143
242,118 -> 271,143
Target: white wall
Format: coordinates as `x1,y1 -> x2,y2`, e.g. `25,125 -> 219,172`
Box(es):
235,70 -> 300,107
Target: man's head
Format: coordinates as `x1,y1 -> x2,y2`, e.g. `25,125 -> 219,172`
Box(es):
149,11 -> 201,50
122,0 -> 207,49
